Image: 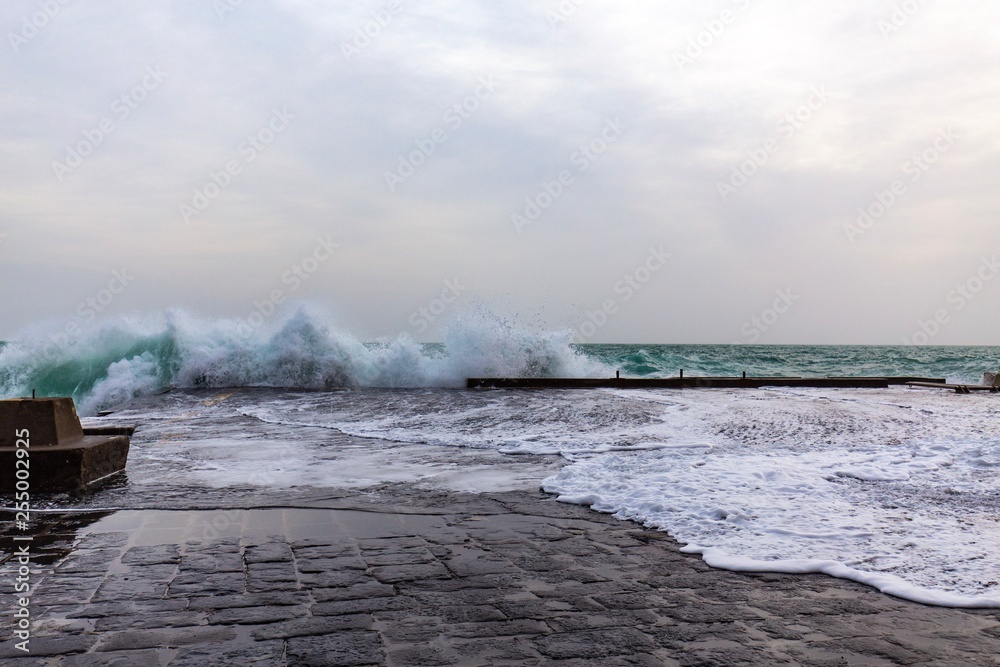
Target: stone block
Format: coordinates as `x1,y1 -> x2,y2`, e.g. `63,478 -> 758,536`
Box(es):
0,397 -> 131,491
0,397 -> 84,447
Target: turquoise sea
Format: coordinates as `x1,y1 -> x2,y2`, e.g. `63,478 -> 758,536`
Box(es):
0,309 -> 996,416
580,343 -> 999,382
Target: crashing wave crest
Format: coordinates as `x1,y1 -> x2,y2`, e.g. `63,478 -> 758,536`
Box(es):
0,307 -> 607,415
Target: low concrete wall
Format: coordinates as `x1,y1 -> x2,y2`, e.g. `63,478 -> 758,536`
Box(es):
467,376 -> 947,389
0,436 -> 130,492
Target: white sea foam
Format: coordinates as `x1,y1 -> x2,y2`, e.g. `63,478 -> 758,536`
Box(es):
133,435 -> 557,493
542,387 -> 1000,608
0,307 -> 608,415
238,385 -> 1000,606
236,388 -> 696,455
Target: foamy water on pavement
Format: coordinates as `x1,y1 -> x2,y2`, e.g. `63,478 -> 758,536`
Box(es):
84,385 -> 1000,608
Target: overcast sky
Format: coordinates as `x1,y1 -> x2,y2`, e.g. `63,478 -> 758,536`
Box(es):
1,0 -> 998,344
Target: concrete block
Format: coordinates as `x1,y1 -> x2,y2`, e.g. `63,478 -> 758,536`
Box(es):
0,397 -> 84,447
0,397 -> 131,492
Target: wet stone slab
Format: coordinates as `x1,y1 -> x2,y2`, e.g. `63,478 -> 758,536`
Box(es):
120,544 -> 181,565
286,630 -> 385,667
6,487 -> 1000,666
169,640 -> 286,667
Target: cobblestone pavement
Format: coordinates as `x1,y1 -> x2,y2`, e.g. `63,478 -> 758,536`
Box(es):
2,488 -> 1000,666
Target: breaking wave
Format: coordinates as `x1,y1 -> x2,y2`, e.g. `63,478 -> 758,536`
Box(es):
0,307 -> 607,415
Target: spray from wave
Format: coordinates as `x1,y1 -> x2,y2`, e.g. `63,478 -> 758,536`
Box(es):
0,307 -> 609,415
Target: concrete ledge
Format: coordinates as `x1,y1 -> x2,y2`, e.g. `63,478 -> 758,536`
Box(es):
468,376 -> 947,390
908,381 -> 1000,394
83,425 -> 138,437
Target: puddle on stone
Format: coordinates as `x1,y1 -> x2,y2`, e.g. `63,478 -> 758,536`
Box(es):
81,508 -> 448,546
0,510 -> 113,565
